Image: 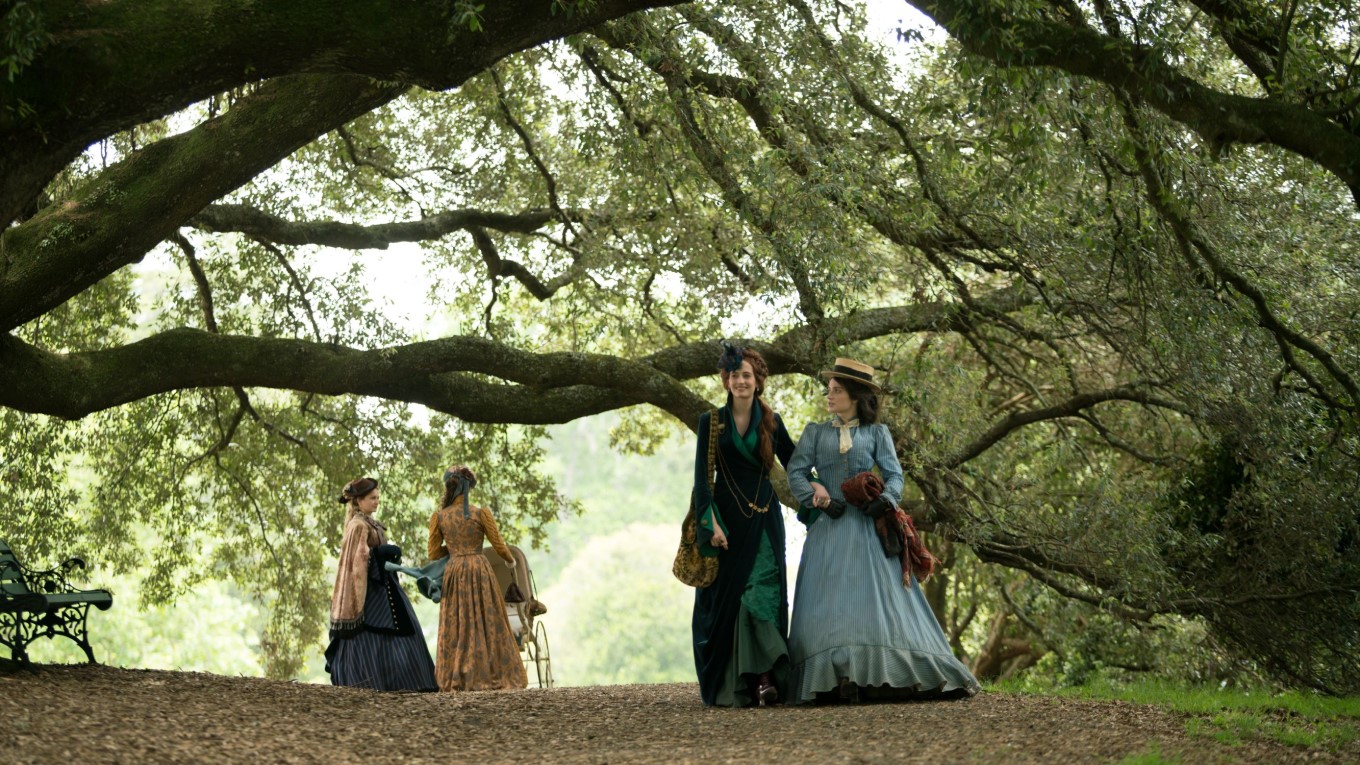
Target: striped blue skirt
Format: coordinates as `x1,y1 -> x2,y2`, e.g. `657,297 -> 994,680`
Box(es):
326,573 -> 437,692
326,628 -> 438,692
788,509 -> 980,703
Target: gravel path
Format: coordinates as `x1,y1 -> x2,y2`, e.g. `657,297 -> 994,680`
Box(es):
2,664 -> 1352,764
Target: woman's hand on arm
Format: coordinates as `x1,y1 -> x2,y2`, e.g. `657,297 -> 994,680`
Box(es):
811,482 -> 831,508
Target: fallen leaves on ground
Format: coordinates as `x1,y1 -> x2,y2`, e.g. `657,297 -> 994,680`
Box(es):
2,664 -> 1354,764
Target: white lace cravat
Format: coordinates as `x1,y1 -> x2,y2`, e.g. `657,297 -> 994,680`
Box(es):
832,415 -> 860,454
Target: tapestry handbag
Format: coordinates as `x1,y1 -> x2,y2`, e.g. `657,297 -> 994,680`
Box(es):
672,409 -> 720,588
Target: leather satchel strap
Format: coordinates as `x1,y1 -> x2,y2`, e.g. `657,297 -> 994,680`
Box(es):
705,407 -> 720,495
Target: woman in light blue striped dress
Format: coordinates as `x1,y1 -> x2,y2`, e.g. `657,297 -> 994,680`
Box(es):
786,358 -> 980,704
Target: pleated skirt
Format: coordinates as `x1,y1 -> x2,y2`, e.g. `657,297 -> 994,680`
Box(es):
326,572 -> 438,692
788,510 -> 981,703
326,628 -> 438,692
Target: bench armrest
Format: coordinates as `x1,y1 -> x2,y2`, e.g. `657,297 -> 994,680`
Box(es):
21,557 -> 100,597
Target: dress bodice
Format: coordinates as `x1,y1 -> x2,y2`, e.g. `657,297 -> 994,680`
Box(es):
787,421 -> 905,506
428,501 -> 512,560
694,406 -> 795,515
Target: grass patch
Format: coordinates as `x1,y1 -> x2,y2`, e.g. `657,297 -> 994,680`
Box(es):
1112,743 -> 1182,764
990,677 -> 1360,753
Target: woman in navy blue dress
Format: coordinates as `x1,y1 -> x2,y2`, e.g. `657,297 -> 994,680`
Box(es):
786,359 -> 980,703
325,477 -> 438,691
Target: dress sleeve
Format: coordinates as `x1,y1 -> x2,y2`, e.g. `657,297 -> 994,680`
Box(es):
697,500 -> 727,557
874,424 -> 905,505
480,507 -> 515,564
786,423 -> 819,507
773,413 -> 796,470
427,510 -> 448,561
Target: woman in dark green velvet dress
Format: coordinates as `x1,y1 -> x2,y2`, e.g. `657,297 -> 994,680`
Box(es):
691,344 -> 796,707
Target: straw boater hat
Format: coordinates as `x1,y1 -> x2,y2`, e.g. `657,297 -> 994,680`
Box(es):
819,357 -> 881,392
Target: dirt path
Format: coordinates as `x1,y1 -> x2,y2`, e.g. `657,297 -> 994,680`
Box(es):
1,664 -> 1351,764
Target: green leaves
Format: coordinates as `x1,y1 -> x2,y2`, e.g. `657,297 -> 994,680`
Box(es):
451,1 -> 487,34
0,0 -> 49,83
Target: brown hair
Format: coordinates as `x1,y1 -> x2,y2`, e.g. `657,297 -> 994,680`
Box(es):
338,477 -> 378,504
837,377 -> 880,424
440,465 -> 477,509
720,348 -> 778,470
338,477 -> 378,523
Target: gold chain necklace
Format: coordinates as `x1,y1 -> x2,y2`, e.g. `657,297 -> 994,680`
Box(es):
715,441 -> 769,518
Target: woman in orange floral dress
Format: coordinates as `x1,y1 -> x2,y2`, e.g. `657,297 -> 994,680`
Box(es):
426,465 -> 528,692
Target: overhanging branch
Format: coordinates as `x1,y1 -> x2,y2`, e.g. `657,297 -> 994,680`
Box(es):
907,0 -> 1360,207
191,203 -> 578,249
947,387 -> 1190,467
1,0 -> 687,227
0,75 -> 408,333
0,286 -> 1034,422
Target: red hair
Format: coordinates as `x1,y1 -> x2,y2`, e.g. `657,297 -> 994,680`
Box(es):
720,348 -> 777,469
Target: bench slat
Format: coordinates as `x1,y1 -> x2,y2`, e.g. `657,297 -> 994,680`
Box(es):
45,592 -> 114,610
0,593 -> 47,613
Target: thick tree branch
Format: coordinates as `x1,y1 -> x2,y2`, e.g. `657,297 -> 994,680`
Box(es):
0,329 -> 701,425
907,0 -> 1360,206
0,0 -> 687,226
0,75 -> 407,333
0,286 -> 1034,423
191,203 -> 577,249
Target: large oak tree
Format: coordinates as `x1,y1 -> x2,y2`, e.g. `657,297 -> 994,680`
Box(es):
2,1 -> 1356,689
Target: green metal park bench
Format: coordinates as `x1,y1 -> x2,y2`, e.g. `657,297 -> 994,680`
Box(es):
0,540 -> 113,665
